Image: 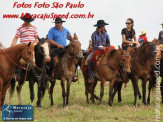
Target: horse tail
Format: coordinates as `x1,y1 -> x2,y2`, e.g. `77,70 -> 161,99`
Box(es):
10,77 -> 16,97
151,65 -> 157,88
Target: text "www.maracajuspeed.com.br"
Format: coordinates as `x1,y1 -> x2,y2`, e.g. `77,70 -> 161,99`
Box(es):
3,12 -> 94,20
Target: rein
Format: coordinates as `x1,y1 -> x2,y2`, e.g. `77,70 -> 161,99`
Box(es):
0,48 -> 29,70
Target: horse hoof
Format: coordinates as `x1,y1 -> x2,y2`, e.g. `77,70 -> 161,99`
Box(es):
118,100 -> 122,103
108,102 -> 112,106
36,105 -> 41,108
133,103 -> 137,107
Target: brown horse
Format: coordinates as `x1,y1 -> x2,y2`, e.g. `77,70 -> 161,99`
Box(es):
129,41 -> 159,106
48,33 -> 84,107
0,43 -> 35,110
81,47 -> 131,106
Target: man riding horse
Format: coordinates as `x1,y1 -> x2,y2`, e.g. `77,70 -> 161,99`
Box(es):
87,20 -> 110,83
47,17 -> 78,81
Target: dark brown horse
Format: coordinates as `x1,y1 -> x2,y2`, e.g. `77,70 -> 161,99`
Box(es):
81,47 -> 131,106
0,43 -> 35,110
48,33 -> 84,107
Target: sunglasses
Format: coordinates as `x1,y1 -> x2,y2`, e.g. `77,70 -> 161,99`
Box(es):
126,22 -> 132,25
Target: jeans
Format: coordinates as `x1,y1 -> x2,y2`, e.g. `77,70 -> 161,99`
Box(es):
87,51 -> 94,77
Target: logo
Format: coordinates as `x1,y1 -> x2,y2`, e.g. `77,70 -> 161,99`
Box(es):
2,105 -> 33,121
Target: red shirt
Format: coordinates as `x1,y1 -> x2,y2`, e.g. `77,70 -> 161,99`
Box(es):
15,24 -> 38,43
138,35 -> 148,44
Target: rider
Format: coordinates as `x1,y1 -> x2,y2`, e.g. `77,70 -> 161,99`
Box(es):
138,30 -> 148,45
48,17 -> 78,82
87,20 -> 110,83
11,13 -> 38,65
121,18 -> 138,50
158,22 -> 163,44
11,13 -> 38,46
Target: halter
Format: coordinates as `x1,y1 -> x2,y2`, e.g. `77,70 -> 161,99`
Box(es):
68,41 -> 82,58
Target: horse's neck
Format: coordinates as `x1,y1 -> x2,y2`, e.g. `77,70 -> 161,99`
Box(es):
4,44 -> 25,63
107,51 -> 120,68
63,52 -> 76,66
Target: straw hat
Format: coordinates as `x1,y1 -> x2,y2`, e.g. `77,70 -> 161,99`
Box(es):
140,30 -> 147,36
160,22 -> 163,25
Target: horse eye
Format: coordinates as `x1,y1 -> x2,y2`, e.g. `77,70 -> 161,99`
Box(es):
28,52 -> 32,55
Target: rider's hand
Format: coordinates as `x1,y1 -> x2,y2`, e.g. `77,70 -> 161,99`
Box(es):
57,44 -> 64,48
101,47 -> 105,50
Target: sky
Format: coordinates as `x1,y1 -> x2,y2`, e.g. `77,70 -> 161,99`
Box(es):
0,0 -> 163,49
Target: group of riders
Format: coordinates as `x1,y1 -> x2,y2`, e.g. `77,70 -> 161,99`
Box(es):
10,13 -> 163,82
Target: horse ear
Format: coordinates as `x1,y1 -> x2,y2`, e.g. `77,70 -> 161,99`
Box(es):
68,33 -> 74,41
118,45 -> 123,52
27,42 -> 31,47
38,36 -> 41,42
74,33 -> 78,41
46,34 -> 48,40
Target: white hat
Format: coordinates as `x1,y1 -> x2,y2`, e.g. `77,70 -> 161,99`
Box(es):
140,30 -> 147,36
160,22 -> 163,25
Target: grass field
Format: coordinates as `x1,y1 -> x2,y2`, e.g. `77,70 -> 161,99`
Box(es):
0,71 -> 163,122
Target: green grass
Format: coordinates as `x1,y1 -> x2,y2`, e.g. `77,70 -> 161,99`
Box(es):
0,71 -> 163,121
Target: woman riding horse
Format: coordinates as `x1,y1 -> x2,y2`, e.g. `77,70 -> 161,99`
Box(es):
87,20 -> 110,83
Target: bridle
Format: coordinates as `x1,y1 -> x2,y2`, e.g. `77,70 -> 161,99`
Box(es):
68,41 -> 83,59
0,46 -> 34,70
120,52 -> 131,69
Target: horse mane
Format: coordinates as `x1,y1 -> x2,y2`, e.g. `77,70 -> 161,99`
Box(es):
108,49 -> 117,58
34,43 -> 45,67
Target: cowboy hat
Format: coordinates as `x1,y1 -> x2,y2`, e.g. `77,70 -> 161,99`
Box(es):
140,30 -> 147,36
94,20 -> 109,27
21,13 -> 34,22
52,17 -> 66,23
160,22 -> 163,25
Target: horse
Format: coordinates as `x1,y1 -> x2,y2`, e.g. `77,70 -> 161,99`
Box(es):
0,42 -> 35,110
113,40 -> 159,106
81,47 -> 131,106
48,33 -> 84,107
8,38 -> 50,107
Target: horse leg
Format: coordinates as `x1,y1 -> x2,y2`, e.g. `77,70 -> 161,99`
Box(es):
84,74 -> 89,104
93,79 -> 99,100
161,79 -> 163,103
1,83 -> 10,106
112,81 -> 118,102
142,78 -> 147,105
8,78 -> 16,105
61,80 -> 66,107
98,79 -> 105,105
131,75 -> 139,107
117,82 -> 123,103
138,87 -> 142,100
0,77 -> 3,110
36,82 -> 42,108
29,81 -> 35,106
147,79 -> 153,105
49,80 -> 56,106
66,79 -> 71,106
108,79 -> 115,106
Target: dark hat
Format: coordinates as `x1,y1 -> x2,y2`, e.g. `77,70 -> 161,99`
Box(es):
94,20 -> 109,27
20,13 -> 34,22
52,17 -> 66,23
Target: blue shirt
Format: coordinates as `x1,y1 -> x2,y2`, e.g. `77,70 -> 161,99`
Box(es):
91,30 -> 110,50
48,26 -> 71,47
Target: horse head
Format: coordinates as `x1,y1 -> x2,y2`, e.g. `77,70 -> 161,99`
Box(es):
67,33 -> 84,59
21,42 -> 35,68
38,37 -> 51,63
118,46 -> 131,73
